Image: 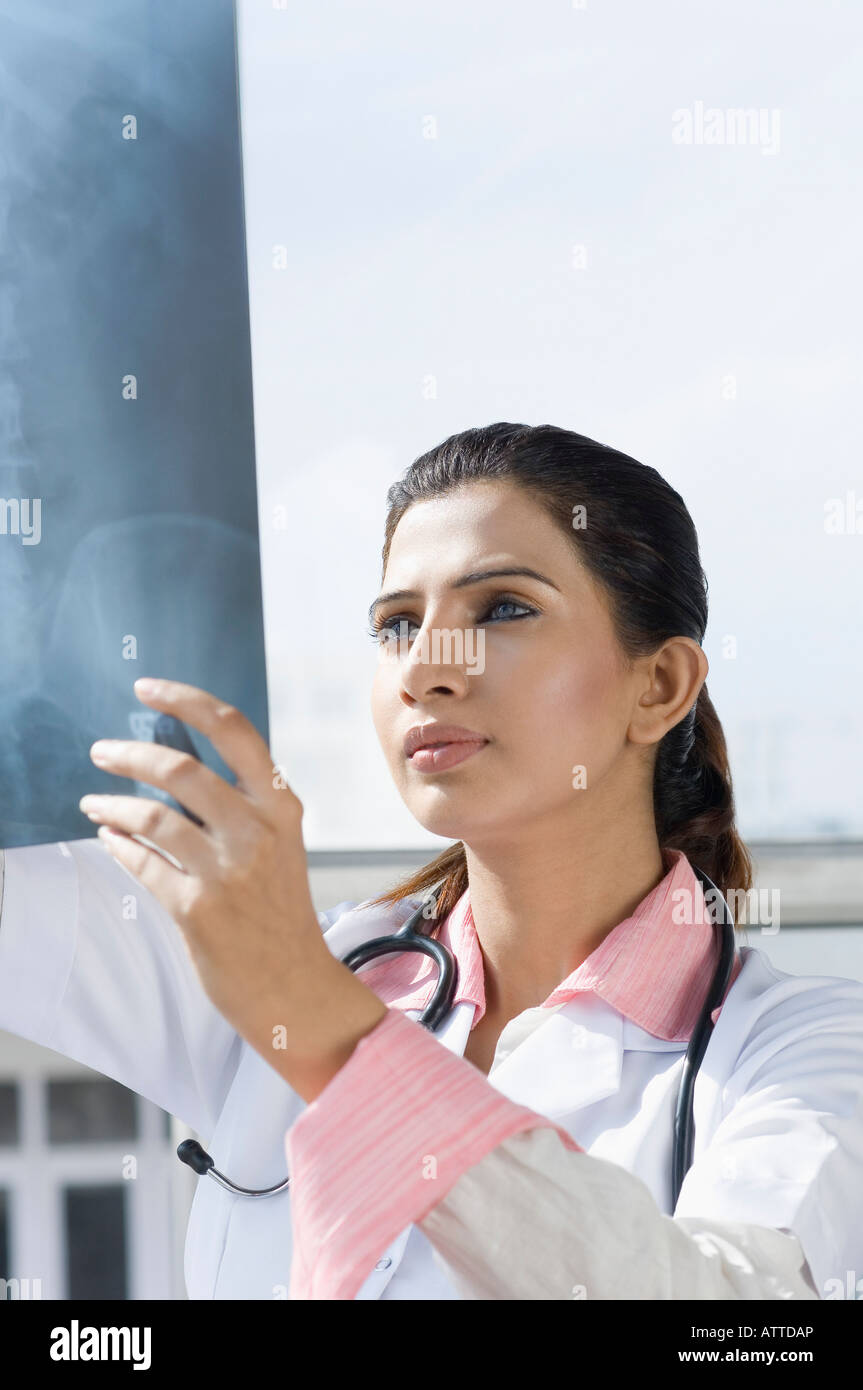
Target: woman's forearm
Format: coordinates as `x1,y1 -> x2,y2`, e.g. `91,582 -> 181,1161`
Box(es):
283,1005 -> 820,1301
418,1125 -> 819,1301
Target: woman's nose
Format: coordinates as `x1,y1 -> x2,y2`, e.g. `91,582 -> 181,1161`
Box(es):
398,622 -> 476,698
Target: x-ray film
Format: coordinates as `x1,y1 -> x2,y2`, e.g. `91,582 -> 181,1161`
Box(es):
0,0 -> 268,847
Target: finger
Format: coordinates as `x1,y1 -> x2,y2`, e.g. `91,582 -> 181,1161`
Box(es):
94,825 -> 192,921
132,678 -> 288,803
79,794 -> 217,875
89,739 -> 243,832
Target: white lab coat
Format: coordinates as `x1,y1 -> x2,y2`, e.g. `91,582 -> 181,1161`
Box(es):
0,836 -> 861,1300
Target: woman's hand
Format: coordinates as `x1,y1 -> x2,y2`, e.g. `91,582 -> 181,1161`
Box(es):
79,677 -> 387,1101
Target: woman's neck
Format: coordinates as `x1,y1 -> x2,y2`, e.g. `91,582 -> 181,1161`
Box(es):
462,803 -> 666,1021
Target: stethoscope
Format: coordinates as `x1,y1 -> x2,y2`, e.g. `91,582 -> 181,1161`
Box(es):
177,865 -> 736,1210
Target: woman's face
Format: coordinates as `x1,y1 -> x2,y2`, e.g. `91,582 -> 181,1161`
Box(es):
369,479 -> 647,848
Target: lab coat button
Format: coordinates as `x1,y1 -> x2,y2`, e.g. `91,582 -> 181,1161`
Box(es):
374,1257 -> 392,1271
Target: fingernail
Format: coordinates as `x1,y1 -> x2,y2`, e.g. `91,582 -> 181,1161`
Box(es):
134,678 -> 159,696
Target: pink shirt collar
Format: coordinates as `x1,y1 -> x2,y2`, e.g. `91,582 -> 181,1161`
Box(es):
358,848 -> 742,1042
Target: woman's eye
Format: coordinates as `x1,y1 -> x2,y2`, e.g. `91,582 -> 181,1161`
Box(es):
367,598 -> 535,643
367,616 -> 420,642
487,599 -> 533,622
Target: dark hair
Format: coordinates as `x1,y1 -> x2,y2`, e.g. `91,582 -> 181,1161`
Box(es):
368,422 -> 753,922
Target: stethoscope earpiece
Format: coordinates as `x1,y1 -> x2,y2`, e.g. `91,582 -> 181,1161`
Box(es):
177,1137 -> 291,1197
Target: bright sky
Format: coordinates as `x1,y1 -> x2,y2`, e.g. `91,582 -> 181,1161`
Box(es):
237,0 -> 863,847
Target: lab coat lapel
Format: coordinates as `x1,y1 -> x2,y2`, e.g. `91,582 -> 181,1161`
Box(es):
402,997 -> 476,1051
486,996 -> 624,1121
321,901 -> 626,1290
321,899 -> 416,960
324,902 -> 625,1121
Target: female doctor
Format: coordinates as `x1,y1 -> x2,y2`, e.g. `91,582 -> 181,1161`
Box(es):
1,421 -> 862,1300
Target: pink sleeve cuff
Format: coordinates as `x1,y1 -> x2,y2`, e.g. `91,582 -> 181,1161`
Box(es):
284,1004 -> 583,1300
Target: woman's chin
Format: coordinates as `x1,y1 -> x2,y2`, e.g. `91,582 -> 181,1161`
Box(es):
405,799 -> 503,845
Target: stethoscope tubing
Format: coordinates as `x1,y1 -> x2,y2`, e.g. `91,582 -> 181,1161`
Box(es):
178,867 -> 736,1208
670,865 -> 737,1205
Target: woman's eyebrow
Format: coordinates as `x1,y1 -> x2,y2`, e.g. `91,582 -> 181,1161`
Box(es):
368,566 -> 560,625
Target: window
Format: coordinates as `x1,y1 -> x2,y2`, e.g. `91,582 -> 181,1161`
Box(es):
64,1185 -> 128,1301
47,1078 -> 137,1145
0,1190 -> 9,1282
0,1085 -> 19,1147
236,2 -> 863,848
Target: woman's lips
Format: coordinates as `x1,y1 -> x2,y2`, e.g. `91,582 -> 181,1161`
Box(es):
408,739 -> 489,772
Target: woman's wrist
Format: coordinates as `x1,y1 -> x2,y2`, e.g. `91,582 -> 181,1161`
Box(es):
248,946 -> 390,1103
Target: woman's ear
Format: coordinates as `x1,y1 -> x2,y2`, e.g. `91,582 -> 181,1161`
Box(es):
627,637 -> 709,747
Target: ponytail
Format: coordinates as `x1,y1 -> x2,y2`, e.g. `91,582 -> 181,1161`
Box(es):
366,840 -> 468,921
655,685 -> 753,905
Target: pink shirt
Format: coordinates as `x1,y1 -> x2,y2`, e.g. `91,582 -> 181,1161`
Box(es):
284,848 -> 742,1299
